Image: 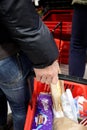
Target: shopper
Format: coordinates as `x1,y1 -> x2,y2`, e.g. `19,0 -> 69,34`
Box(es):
0,0 -> 59,130
69,0 -> 87,77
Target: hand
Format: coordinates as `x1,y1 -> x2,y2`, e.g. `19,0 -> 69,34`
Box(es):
34,60 -> 60,84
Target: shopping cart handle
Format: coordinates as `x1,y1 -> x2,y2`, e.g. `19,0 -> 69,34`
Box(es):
28,70 -> 87,85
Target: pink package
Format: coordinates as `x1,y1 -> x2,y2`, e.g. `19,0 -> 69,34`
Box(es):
32,93 -> 53,130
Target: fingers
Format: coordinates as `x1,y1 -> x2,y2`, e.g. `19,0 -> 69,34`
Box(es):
34,60 -> 60,85
40,75 -> 47,83
36,74 -> 58,85
52,75 -> 58,84
36,75 -> 41,82
45,76 -> 52,84
36,75 -> 53,84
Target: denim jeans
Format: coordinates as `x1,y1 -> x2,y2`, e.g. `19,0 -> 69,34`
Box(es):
0,51 -> 33,130
69,6 -> 87,77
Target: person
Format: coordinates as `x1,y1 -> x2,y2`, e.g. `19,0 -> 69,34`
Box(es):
0,0 -> 60,130
69,0 -> 87,77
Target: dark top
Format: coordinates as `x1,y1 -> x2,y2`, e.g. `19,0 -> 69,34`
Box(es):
0,0 -> 58,68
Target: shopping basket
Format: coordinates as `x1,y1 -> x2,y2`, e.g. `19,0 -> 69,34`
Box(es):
42,9 -> 73,40
24,74 -> 87,130
42,9 -> 73,64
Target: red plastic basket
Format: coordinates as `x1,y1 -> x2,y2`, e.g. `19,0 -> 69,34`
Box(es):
42,9 -> 73,64
24,79 -> 87,130
44,21 -> 72,40
42,9 -> 73,21
54,38 -> 70,64
42,9 -> 73,40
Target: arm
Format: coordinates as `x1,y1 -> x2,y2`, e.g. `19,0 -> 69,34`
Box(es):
0,0 -> 59,84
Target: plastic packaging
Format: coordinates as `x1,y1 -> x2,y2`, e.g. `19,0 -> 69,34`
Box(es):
61,89 -> 78,122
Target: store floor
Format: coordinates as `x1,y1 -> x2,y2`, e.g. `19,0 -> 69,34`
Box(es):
60,63 -> 87,79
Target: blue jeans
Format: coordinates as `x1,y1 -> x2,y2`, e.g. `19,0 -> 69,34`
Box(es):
0,51 -> 33,130
69,5 -> 87,77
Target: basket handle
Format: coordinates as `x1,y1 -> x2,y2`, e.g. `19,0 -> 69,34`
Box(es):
28,70 -> 87,85
58,74 -> 87,85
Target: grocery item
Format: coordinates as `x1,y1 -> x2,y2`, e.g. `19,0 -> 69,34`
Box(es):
32,93 -> 53,130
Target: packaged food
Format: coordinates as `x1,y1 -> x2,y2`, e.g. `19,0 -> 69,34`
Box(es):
32,93 -> 53,130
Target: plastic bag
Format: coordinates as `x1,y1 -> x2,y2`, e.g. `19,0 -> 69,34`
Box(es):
53,117 -> 87,130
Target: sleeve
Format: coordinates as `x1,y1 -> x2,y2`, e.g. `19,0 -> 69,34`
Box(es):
0,0 -> 59,68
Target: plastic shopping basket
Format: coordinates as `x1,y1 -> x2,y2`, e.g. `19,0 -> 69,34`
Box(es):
42,9 -> 73,40
24,74 -> 87,130
42,9 -> 73,64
